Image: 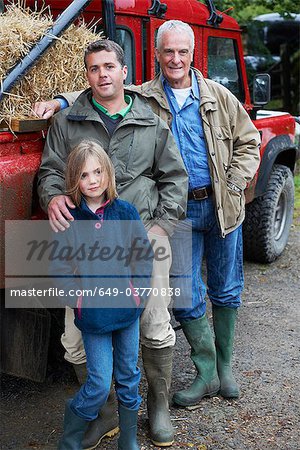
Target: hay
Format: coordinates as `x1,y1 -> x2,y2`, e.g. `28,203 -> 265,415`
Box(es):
0,1 -> 103,123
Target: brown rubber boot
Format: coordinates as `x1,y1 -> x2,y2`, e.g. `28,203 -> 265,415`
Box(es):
142,346 -> 174,447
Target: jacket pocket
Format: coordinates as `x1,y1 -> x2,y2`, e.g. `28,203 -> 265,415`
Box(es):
116,176 -> 158,221
223,188 -> 245,230
142,176 -> 158,218
212,126 -> 233,168
125,134 -> 135,171
111,131 -> 135,181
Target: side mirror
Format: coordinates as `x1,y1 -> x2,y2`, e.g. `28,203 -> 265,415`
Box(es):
253,73 -> 271,106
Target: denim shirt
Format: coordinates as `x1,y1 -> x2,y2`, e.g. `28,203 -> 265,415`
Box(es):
162,71 -> 211,190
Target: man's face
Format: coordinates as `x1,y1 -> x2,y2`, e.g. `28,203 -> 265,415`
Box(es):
155,30 -> 193,89
85,50 -> 127,103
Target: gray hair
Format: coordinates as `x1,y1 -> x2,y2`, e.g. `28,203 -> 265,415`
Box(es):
156,20 -> 195,51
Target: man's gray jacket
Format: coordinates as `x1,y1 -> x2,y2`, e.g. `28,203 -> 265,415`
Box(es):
37,89 -> 188,235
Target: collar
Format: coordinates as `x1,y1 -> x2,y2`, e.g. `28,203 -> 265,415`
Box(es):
80,197 -> 111,216
95,199 -> 110,214
67,89 -> 156,125
92,95 -> 133,119
161,69 -> 200,100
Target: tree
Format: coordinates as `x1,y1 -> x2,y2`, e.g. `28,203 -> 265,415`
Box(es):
205,0 -> 299,114
202,0 -> 299,24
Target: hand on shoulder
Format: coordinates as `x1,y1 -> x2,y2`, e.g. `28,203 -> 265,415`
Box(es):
48,195 -> 75,232
33,99 -> 61,119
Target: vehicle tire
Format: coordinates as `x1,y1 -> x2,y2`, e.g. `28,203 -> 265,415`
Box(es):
243,164 -> 294,263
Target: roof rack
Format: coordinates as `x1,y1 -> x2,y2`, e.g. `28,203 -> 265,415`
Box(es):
204,0 -> 223,27
148,0 -> 167,19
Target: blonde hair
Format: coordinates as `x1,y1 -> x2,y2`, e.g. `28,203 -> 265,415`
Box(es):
65,140 -> 118,206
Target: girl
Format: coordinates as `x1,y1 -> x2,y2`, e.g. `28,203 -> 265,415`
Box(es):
52,140 -> 153,450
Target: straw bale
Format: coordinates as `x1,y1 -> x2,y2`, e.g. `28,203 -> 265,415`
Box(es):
0,1 -> 103,123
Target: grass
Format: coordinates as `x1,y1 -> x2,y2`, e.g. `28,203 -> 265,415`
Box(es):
293,171 -> 300,226
266,99 -> 283,111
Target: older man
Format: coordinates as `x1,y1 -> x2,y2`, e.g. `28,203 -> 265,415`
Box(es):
129,20 -> 260,407
35,19 -> 260,444
36,39 -> 188,448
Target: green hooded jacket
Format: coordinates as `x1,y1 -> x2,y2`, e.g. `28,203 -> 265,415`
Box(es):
37,89 -> 188,235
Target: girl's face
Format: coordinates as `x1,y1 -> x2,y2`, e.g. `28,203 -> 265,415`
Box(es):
79,155 -> 108,206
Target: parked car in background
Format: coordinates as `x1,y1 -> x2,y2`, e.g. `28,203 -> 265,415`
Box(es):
244,12 -> 300,115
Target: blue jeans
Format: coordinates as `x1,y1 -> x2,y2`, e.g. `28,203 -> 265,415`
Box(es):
171,197 -> 244,322
70,319 -> 141,421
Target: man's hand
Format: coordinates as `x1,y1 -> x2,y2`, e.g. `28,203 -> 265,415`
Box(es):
33,99 -> 61,119
48,195 -> 75,232
149,224 -> 168,236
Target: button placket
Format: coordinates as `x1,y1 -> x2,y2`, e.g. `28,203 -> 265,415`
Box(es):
95,206 -> 105,229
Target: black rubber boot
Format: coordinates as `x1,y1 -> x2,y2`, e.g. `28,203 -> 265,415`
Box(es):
142,346 -> 174,447
118,404 -> 139,450
172,315 -> 220,407
213,305 -> 240,398
58,399 -> 89,450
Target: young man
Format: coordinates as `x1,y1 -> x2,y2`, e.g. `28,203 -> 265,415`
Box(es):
37,39 -> 188,448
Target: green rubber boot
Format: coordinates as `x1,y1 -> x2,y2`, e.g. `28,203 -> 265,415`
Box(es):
82,386 -> 119,450
142,346 -> 174,447
58,399 -> 89,450
172,315 -> 220,407
118,404 -> 140,450
213,305 -> 240,398
72,364 -> 119,450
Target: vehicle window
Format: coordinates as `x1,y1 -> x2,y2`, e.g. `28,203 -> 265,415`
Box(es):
115,28 -> 134,84
208,37 -> 244,102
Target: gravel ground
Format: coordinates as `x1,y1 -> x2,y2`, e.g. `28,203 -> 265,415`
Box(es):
1,226 -> 299,450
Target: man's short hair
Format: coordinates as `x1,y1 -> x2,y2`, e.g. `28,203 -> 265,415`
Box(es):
84,39 -> 125,68
156,20 -> 195,52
